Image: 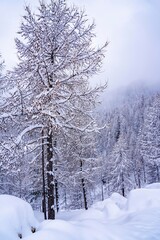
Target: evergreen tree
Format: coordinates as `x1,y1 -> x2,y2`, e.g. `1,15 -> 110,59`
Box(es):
140,94 -> 160,183
108,135 -> 133,196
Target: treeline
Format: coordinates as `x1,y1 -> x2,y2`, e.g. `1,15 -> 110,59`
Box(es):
97,88 -> 160,198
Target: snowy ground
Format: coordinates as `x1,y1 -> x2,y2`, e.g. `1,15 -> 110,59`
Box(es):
1,184 -> 160,240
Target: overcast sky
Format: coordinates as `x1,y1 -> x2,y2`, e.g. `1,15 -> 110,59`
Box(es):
0,0 -> 160,90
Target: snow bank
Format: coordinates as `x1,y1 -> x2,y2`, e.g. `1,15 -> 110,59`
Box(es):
24,202 -> 160,240
145,182 -> 160,189
92,198 -> 122,219
23,218 -> 113,240
110,192 -> 127,209
0,195 -> 39,240
91,193 -> 127,219
2,188 -> 160,240
127,188 -> 160,212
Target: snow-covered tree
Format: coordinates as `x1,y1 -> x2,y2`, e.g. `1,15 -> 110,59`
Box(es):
139,94 -> 160,183
108,135 -> 133,196
13,0 -> 107,219
96,86 -> 157,195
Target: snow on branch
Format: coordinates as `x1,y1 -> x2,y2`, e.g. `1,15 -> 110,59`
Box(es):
15,124 -> 44,145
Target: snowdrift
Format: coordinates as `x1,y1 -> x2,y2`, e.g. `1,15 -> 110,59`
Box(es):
0,195 -> 39,240
91,192 -> 126,219
127,188 -> 160,212
145,182 -> 160,189
1,184 -> 160,240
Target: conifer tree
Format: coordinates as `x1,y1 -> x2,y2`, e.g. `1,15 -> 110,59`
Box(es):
14,0 -> 107,218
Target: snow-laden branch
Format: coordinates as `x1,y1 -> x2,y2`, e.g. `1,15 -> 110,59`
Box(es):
15,124 -> 44,145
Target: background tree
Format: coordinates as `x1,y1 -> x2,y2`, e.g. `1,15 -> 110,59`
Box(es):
139,94 -> 160,183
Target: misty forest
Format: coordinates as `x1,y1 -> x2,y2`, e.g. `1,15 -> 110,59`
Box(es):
0,0 -> 160,231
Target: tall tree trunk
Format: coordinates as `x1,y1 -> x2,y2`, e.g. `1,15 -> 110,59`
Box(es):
55,179 -> 59,212
42,129 -> 47,220
64,187 -> 67,210
101,179 -> 104,201
80,160 -> 88,210
81,178 -> 88,210
141,157 -> 147,183
137,169 -> 141,188
121,172 -> 125,197
156,165 -> 160,182
47,128 -> 55,219
53,138 -> 59,213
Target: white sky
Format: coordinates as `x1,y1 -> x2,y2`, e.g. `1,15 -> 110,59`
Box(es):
0,0 -> 160,90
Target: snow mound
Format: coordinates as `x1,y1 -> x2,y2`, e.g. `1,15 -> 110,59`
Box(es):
127,188 -> 160,212
2,188 -> 160,240
0,195 -> 39,240
145,183 -> 160,189
110,192 -> 127,210
103,199 -> 122,219
92,197 -> 123,219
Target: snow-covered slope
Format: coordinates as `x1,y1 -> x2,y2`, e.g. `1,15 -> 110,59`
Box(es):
1,186 -> 160,240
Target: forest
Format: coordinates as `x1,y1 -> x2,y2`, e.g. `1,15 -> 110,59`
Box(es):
0,0 -> 160,222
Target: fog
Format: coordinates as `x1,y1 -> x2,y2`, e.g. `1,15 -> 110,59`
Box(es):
0,0 -> 160,90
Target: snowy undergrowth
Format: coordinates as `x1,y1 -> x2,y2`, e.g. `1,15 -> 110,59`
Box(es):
2,185 -> 160,240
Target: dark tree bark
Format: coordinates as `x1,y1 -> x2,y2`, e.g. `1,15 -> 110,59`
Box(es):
141,157 -> 147,183
101,179 -> 104,201
53,138 -> 59,213
156,165 -> 160,182
115,116 -> 121,142
42,129 -> 47,219
121,172 -> 125,197
55,179 -> 59,212
137,169 -> 141,188
64,187 -> 67,210
47,128 -> 55,219
81,178 -> 88,210
80,160 -> 88,210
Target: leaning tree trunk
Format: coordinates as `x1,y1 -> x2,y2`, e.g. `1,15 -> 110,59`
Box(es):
47,128 -> 55,219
